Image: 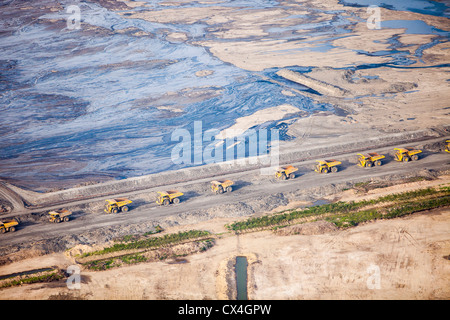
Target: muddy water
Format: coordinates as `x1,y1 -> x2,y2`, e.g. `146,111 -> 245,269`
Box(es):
0,0 -> 448,190
235,256 -> 248,300
0,1 -> 328,190
339,0 -> 450,17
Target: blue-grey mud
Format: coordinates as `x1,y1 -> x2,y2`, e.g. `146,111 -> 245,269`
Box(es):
1,0 -> 449,191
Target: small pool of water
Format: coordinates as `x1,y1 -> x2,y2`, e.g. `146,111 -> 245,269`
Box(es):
338,0 -> 450,18
235,256 -> 248,300
309,199 -> 331,207
381,20 -> 450,35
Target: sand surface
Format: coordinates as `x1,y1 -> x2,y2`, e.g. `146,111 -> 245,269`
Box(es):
0,178 -> 448,300
0,0 -> 449,301
1,0 -> 449,189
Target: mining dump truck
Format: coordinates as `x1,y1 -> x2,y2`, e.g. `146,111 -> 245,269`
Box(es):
275,165 -> 298,180
211,180 -> 234,194
445,140 -> 450,153
48,209 -> 72,223
0,219 -> 18,233
156,191 -> 183,206
104,198 -> 132,214
357,153 -> 385,168
394,147 -> 422,162
315,160 -> 341,173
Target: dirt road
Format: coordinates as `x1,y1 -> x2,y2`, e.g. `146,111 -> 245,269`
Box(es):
0,188 -> 448,300
1,136 -> 449,251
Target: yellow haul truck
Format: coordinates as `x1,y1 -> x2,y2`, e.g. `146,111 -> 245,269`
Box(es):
48,209 -> 72,223
0,219 -> 18,233
357,153 -> 385,168
275,165 -> 298,180
394,147 -> 422,162
211,180 -> 234,194
315,160 -> 341,174
156,191 -> 183,206
445,140 -> 450,153
104,198 -> 132,214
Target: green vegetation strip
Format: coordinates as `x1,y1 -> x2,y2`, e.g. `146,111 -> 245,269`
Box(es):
85,253 -> 149,271
0,270 -> 64,289
226,187 -> 450,232
326,196 -> 450,228
82,229 -> 212,257
84,238 -> 215,271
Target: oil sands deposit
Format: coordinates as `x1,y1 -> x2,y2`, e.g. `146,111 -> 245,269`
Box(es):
0,0 -> 449,301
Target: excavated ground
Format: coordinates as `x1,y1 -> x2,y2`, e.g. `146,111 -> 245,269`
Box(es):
1,0 -> 449,300
0,173 -> 448,300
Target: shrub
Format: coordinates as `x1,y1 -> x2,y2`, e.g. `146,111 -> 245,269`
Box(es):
83,230 -> 211,257
226,187 -> 449,232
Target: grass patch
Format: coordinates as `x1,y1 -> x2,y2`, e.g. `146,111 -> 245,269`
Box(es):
384,196 -> 450,219
226,186 -> 450,232
200,239 -> 215,252
327,195 -> 450,228
0,270 -> 65,289
83,238 -> 215,270
85,259 -> 117,271
326,209 -> 380,228
82,230 -> 212,257
120,253 -> 148,265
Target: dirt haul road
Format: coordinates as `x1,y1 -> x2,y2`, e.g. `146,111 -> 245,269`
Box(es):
0,135 -> 449,252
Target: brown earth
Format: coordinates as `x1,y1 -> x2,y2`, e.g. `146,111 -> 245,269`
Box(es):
0,0 -> 449,300
0,177 -> 448,300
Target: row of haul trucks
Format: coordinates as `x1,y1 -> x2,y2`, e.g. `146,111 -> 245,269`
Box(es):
2,143 -> 447,233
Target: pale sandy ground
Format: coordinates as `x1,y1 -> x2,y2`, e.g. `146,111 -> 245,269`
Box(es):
1,178 -> 448,300
5,0 -> 445,192
116,0 -> 450,135
1,0 -> 449,300
215,104 -> 301,139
